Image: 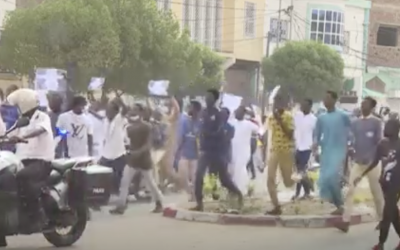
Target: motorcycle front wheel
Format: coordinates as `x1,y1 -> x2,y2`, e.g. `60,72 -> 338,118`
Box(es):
43,205 -> 87,247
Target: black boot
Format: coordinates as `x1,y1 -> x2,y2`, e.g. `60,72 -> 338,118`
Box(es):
24,199 -> 47,233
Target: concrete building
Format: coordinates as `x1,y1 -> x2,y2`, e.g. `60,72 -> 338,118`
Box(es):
158,0 -> 266,100
264,0 -> 371,99
364,0 -> 400,108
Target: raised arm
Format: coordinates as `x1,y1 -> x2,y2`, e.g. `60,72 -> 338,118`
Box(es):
313,116 -> 322,147
112,97 -> 128,116
167,96 -> 180,123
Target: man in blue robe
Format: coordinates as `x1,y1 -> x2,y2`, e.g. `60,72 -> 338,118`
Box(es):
313,91 -> 351,214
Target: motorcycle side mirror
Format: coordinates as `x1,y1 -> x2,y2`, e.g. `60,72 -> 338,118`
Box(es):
6,117 -> 30,135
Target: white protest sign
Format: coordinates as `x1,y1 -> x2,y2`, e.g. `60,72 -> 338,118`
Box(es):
148,80 -> 169,96
88,77 -> 105,90
34,68 -> 63,91
36,90 -> 48,107
221,93 -> 242,116
268,85 -> 281,105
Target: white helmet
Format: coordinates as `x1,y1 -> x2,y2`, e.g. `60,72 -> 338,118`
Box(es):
7,88 -> 39,114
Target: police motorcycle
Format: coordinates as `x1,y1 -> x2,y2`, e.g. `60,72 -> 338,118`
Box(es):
0,118 -> 113,247
53,127 -> 114,208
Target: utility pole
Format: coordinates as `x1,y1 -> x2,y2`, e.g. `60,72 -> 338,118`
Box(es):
289,0 -> 294,40
261,31 -> 273,118
276,0 -> 282,48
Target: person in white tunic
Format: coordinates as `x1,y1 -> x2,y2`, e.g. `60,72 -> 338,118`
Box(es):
230,106 -> 258,194
87,100 -> 106,159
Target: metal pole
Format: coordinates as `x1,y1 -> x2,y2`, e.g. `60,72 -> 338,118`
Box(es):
261,32 -> 272,118
289,0 -> 294,40
277,0 -> 282,48
255,64 -> 260,103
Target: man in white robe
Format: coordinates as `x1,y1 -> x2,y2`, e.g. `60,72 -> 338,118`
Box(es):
230,106 -> 258,194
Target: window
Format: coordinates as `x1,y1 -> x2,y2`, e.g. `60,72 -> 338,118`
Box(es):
244,2 -> 256,38
156,0 -> 170,11
270,18 -> 288,42
310,9 -> 344,46
163,0 -> 170,11
377,26 -> 398,47
214,0 -> 222,50
183,0 -> 193,35
205,0 -> 212,47
194,0 -> 202,42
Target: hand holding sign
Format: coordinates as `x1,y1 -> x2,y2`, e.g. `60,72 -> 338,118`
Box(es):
148,80 -> 169,97
221,93 -> 242,117
88,77 -> 105,90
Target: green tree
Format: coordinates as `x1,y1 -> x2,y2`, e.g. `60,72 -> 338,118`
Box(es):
262,40 -> 344,101
104,0 -> 204,95
0,0 -> 120,90
192,45 -> 224,92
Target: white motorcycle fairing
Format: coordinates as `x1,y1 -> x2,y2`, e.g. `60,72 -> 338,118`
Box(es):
0,151 -> 24,174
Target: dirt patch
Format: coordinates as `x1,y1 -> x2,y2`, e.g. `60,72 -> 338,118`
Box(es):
200,196 -> 374,215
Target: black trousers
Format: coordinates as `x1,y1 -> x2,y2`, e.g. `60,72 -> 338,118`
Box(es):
379,183 -> 400,245
194,153 -> 242,206
98,155 -> 126,194
17,159 -> 52,214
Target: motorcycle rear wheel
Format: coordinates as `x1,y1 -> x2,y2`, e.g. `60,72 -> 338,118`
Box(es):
43,205 -> 87,247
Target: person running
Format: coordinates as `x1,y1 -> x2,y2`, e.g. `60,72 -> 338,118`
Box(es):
192,89 -> 242,211
209,107 -> 235,201
266,94 -> 295,215
110,103 -> 163,214
246,109 -> 258,180
337,97 -> 384,232
353,119 -> 400,250
56,96 -> 93,158
177,100 -> 202,201
292,98 -> 316,200
313,91 -> 351,215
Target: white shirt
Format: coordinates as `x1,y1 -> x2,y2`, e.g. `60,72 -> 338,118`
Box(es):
15,110 -> 54,160
230,119 -> 258,158
57,110 -> 93,157
0,116 -> 6,136
294,111 -> 317,151
87,110 -> 106,158
102,113 -> 128,159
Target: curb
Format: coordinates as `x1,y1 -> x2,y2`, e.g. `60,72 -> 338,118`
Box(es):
162,205 -> 375,228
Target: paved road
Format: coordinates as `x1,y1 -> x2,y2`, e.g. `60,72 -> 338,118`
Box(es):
5,195 -> 399,250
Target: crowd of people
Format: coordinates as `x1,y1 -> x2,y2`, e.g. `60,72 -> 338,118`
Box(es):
1,84 -> 400,250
